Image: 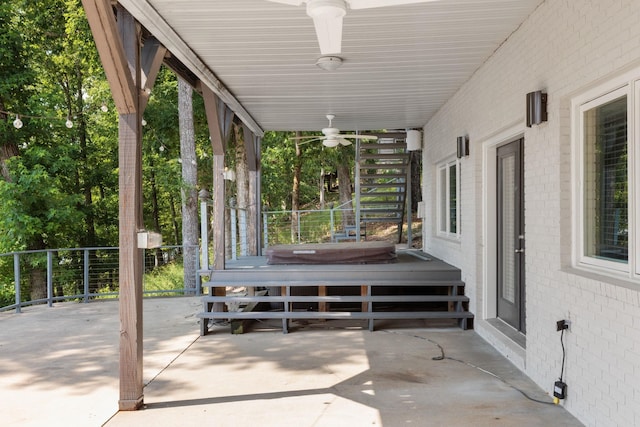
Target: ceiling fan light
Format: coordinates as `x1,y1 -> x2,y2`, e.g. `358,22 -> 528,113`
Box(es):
323,138 -> 340,148
316,56 -> 343,71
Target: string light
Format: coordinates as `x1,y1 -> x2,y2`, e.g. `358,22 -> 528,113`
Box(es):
1,105 -> 111,130
13,115 -> 23,129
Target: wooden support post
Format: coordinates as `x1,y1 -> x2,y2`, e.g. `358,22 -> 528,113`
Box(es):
212,155 -> 225,272
319,285 -> 327,312
361,285 -> 368,313
118,114 -> 144,410
202,84 -> 226,273
116,5 -> 144,411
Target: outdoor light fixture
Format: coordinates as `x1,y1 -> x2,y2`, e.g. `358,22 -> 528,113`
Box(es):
65,117 -> 73,128
307,0 -> 346,55
316,55 -> 343,71
406,129 -> 422,151
13,115 -> 23,129
223,168 -> 236,181
526,90 -> 547,127
457,135 -> 469,158
323,137 -> 340,147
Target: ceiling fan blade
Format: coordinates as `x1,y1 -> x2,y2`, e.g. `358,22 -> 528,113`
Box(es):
339,134 -> 379,140
298,138 -> 325,146
338,138 -> 352,146
265,0 -> 306,6
294,137 -> 324,144
347,0 -> 439,10
289,135 -> 324,140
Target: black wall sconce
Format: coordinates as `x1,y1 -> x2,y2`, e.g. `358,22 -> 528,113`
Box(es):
526,90 -> 548,127
457,135 -> 469,158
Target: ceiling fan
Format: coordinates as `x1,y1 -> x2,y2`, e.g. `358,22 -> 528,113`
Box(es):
267,0 -> 439,55
292,114 -> 378,147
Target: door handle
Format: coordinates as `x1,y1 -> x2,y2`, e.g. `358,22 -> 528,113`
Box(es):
515,249 -> 524,253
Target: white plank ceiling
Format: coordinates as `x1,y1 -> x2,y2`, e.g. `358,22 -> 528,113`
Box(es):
118,0 -> 543,135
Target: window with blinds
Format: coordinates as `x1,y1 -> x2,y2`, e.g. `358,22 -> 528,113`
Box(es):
437,158 -> 460,238
583,95 -> 628,263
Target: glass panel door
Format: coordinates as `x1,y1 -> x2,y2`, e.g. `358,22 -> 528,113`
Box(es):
497,139 -> 525,332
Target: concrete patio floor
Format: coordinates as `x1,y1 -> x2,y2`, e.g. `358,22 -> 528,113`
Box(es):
0,297 -> 582,427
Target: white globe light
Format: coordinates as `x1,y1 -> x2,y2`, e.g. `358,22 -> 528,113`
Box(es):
13,116 -> 23,129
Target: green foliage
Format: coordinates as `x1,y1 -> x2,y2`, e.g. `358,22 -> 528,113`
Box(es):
261,131 -> 346,211
143,260 -> 185,295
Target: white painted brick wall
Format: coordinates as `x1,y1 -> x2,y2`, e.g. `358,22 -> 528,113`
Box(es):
421,1 -> 640,425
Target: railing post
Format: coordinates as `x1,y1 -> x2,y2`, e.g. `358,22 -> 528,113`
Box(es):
263,212 -> 269,249
83,249 -> 90,303
406,151 -> 413,247
239,208 -> 247,257
230,201 -> 237,261
195,247 -> 201,296
199,190 -> 210,271
297,210 -> 301,244
47,251 -> 53,307
330,206 -> 335,242
14,253 -> 21,314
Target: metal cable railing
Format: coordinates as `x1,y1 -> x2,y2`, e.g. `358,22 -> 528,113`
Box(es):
0,245 -> 199,313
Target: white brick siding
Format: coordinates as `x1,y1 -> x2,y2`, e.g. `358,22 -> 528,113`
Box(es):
421,1 -> 640,425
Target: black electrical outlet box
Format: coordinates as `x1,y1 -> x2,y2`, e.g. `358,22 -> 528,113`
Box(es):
556,320 -> 569,331
554,381 -> 567,400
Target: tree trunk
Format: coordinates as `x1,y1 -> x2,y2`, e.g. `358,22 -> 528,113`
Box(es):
234,123 -> 249,255
337,159 -> 354,228
149,157 -> 165,266
169,194 -> 180,245
0,101 -> 19,182
291,132 -> 302,242
178,78 -> 198,293
247,169 -> 258,256
319,167 -> 325,210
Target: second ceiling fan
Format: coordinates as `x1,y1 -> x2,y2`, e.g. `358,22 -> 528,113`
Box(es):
293,114 -> 378,147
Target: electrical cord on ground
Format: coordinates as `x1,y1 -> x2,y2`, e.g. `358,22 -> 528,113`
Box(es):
559,328 -> 566,383
384,330 -> 556,406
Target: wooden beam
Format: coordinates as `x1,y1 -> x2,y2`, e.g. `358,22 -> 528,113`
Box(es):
213,155 -> 225,271
81,0 -> 137,114
117,113 -> 144,411
220,100 -> 235,143
140,36 -> 166,111
242,123 -> 258,172
114,5 -> 144,411
202,85 -> 224,155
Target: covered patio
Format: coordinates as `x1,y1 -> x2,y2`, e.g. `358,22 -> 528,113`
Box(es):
0,298 -> 581,426
78,0 -> 546,410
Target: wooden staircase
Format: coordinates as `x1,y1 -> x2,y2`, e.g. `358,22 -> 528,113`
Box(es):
357,138 -> 410,242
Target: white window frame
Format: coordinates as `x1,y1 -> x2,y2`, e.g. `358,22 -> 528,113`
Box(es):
572,69 -> 639,279
437,157 -> 461,239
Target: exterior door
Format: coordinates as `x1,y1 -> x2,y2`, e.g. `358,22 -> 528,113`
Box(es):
497,138 -> 525,333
